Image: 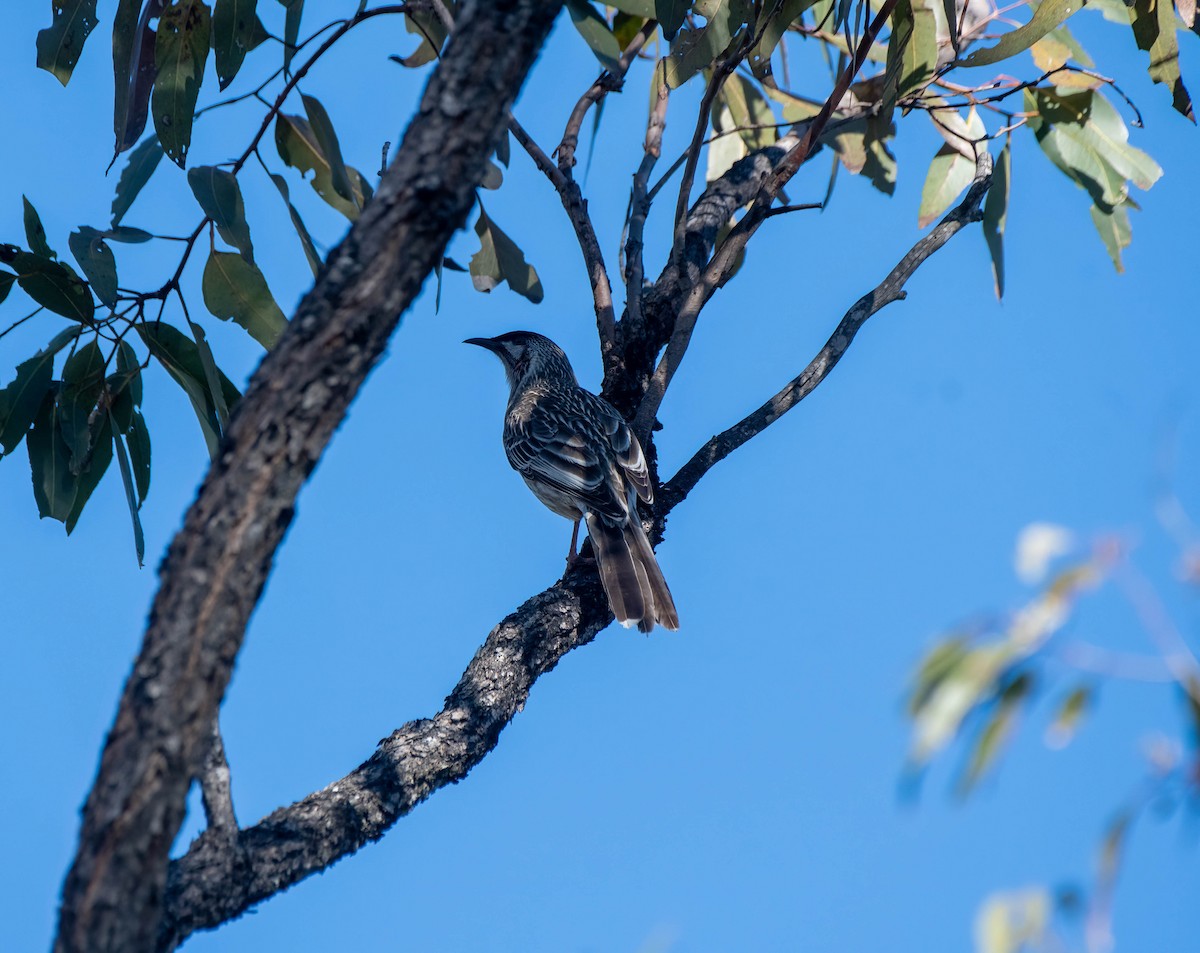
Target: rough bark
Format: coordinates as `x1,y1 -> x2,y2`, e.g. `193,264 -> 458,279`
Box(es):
52,3 -> 563,953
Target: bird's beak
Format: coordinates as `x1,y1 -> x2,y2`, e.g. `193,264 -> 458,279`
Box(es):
464,336 -> 502,354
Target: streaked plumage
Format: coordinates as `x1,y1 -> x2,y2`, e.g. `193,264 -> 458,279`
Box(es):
466,331 -> 679,633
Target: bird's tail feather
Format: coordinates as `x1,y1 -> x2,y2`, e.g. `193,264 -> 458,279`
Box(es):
585,513 -> 679,633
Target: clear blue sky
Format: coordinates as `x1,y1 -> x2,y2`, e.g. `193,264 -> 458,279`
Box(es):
3,3 -> 1198,951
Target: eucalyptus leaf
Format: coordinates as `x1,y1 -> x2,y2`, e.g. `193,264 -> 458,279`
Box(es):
0,247 -> 95,324
201,251 -> 288,349
983,142 -> 1010,300
64,409 -> 113,534
188,166 -> 255,262
128,409 -> 152,504
68,228 -> 120,309
58,340 -> 106,472
111,136 -> 165,226
0,340 -> 61,455
282,0 -> 303,74
27,392 -> 78,523
655,0 -> 692,39
212,0 -> 260,89
275,113 -> 368,219
301,95 -> 358,210
266,172 -> 321,277
154,0 -> 212,166
0,271 -> 14,305
112,422 -> 146,566
566,0 -> 623,72
917,144 -> 975,228
36,0 -> 100,86
23,197 -> 56,260
112,0 -> 161,154
955,0 -> 1086,68
1131,0 -> 1194,120
470,203 -> 544,303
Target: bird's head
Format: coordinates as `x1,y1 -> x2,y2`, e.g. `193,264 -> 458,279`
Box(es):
464,330 -> 577,390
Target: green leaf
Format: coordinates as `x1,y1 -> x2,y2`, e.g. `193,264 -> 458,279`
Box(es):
137,321 -> 239,457
566,0 -> 623,72
58,340 -> 107,472
112,415 -> 146,565
0,335 -> 68,455
0,247 -> 95,324
36,0 -> 100,86
1130,0 -> 1194,121
393,8 -> 445,67
748,0 -> 812,78
0,271 -> 14,305
212,0 -> 259,89
188,166 -> 255,261
918,144 -> 976,228
955,0 -> 1086,68
1090,202 -> 1131,272
23,197 -> 56,260
64,409 -> 113,534
201,251 -> 287,349
882,0 -> 938,118
108,340 -> 143,435
27,391 -> 78,523
664,0 -> 749,88
956,672 -> 1033,795
470,203 -> 544,303
706,103 -> 747,184
1045,684 -> 1092,748
281,0 -> 303,74
275,113 -> 369,219
983,142 -> 1010,299
112,0 -> 158,154
655,0 -> 693,39
105,226 -> 156,244
301,95 -> 358,212
68,228 -> 120,310
154,0 -> 212,166
128,409 -> 151,504
187,319 -> 230,431
111,136 -> 165,226
265,172 -> 321,277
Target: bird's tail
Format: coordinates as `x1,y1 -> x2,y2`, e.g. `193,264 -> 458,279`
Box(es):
585,512 -> 679,633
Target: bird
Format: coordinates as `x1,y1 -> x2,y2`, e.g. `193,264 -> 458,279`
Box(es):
465,331 -> 679,633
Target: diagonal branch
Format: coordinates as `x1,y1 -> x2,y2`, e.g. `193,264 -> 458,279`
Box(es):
52,3 -> 564,953
660,148 -> 995,511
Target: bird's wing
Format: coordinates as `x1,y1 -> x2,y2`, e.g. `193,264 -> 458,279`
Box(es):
580,391 -> 653,505
505,393 -> 628,522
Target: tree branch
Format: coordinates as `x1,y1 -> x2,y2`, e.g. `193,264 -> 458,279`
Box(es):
660,148 -> 995,511
52,4 -> 564,953
198,717 -> 238,846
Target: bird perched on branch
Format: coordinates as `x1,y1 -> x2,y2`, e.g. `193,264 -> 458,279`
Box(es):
466,331 -> 679,633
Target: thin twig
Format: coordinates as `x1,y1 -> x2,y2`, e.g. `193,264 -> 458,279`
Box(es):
625,60 -> 670,335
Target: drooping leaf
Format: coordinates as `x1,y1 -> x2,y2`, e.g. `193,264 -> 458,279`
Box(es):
212,0 -> 259,89
301,95 -> 359,212
201,251 -> 287,349
706,103 -> 747,184
566,0 -> 623,71
111,136 -> 165,226
393,7 -> 446,68
882,0 -> 938,119
107,339 -> 144,435
0,271 -> 14,305
275,113 -> 368,219
112,421 -> 146,566
955,0 -> 1086,68
1090,202 -> 1131,272
956,672 -> 1034,795
281,0 -> 303,73
36,0 -> 100,86
655,0 -> 693,40
27,391 -> 78,523
1045,684 -> 1093,749
112,0 -> 161,154
154,0 -> 212,166
748,0 -> 812,78
1130,0 -> 1194,121
265,172 -> 321,277
64,409 -> 113,534
983,141 -> 1010,299
918,144 -> 976,228
0,246 -> 95,324
57,340 -> 107,472
187,166 -> 255,261
612,11 -> 647,50
0,333 -> 71,455
664,0 -> 750,88
137,321 -> 239,457
68,228 -> 120,310
23,197 -> 56,260
720,73 -> 778,151
128,409 -> 152,504
470,203 -> 544,303
186,320 -> 230,431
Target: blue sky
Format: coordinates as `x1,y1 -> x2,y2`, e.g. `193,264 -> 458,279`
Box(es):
3,3 -> 1199,951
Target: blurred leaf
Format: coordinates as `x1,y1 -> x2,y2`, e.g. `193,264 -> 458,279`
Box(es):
302,95 -> 358,211
721,73 -> 778,151
983,141 -> 1010,299
265,172 -> 321,277
23,197 -> 56,260
664,1 -> 749,88
1045,684 -> 1093,749
36,0 -> 100,86
0,331 -> 73,455
909,644 -> 1014,764
480,160 -> 504,190
112,0 -> 161,154
655,0 -> 693,40
64,409 -> 113,534
27,391 -> 77,523
112,415 -> 146,565
1130,0 -> 1194,121
275,113 -> 368,219
706,104 -> 747,183
111,136 -> 165,226
957,671 -> 1034,795
137,321 -> 239,457
1099,809 -> 1132,885
393,7 -> 446,68
495,130 -> 510,168
281,0 -> 303,73
188,166 -> 255,262
470,203 -> 544,303
974,889 -> 1052,953
68,228 -> 120,310
1014,522 -> 1073,584
882,0 -> 938,119
201,251 -> 287,349
908,636 -> 972,715
128,409 -> 152,504
956,0 -> 1086,68
918,144 -> 975,228
748,0 -> 812,78
0,271 -> 14,305
612,11 -> 647,50
1090,202 -> 1131,272
566,0 -> 622,71
58,340 -> 106,472
212,0 -> 259,89
0,247 -> 95,324
154,0 -> 212,166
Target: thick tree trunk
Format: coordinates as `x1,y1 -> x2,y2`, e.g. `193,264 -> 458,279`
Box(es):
52,3 -> 563,952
